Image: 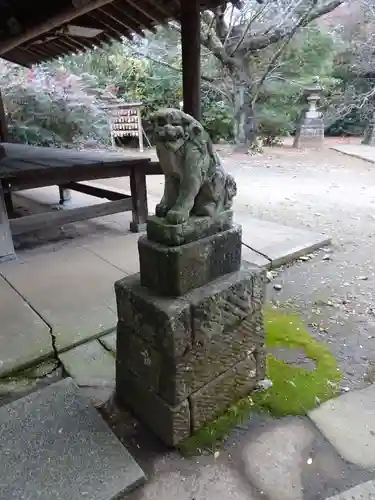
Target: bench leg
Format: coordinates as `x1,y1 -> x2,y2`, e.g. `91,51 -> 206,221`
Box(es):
1,180 -> 13,215
0,182 -> 16,263
129,169 -> 148,233
58,185 -> 72,205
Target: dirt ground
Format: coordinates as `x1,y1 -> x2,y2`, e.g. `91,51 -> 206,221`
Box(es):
218,140 -> 375,390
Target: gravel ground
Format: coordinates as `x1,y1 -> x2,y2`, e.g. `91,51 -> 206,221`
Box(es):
215,143 -> 375,390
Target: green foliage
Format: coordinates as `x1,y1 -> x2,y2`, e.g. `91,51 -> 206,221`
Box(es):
202,99 -> 234,142
326,108 -> 368,136
179,308 -> 342,456
0,23 -> 347,147
0,61 -> 111,147
255,27 -> 339,142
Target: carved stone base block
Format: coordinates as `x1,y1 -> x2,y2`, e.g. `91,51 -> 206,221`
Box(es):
293,116 -> 325,149
115,264 -> 266,446
146,210 -> 233,247
138,225 -> 242,297
362,122 -> 375,145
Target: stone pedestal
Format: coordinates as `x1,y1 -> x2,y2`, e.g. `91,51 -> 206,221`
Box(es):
362,115 -> 375,145
294,80 -> 325,149
115,218 -> 266,446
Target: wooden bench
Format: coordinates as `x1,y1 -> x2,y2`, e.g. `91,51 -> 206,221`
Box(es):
0,142 -> 162,262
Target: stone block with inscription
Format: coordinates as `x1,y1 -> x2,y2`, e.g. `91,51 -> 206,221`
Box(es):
115,108 -> 266,446
293,79 -> 325,149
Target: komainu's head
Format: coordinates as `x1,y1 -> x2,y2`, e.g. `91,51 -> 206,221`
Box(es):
149,108 -> 204,144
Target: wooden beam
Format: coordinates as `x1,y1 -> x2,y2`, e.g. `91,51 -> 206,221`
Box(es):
0,0 -> 118,56
114,0 -> 161,26
181,0 -> 201,121
10,197 -> 133,236
99,5 -> 145,37
60,182 -> 130,201
110,2 -> 156,32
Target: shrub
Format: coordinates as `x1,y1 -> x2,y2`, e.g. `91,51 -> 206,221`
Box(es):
0,61 -> 112,147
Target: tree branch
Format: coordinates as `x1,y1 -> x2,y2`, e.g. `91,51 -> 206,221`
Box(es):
238,0 -> 344,53
201,11 -> 237,71
212,5 -> 229,43
251,0 -> 319,104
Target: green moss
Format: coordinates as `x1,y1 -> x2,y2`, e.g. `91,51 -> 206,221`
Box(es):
179,308 -> 342,456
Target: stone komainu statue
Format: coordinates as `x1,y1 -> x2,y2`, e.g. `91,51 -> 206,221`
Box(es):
150,108 -> 237,225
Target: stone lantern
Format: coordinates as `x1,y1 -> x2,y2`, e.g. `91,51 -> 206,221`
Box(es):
293,77 -> 325,149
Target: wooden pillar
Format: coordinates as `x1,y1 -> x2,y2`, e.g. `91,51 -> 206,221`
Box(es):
181,0 -> 201,121
0,89 -> 13,215
0,89 -> 15,262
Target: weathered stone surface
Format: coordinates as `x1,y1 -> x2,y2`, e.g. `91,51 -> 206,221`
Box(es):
268,347 -> 316,371
325,480 -> 375,500
189,265 -> 264,345
146,210 -> 233,246
116,368 -> 190,446
138,225 -> 242,297
115,262 -> 266,444
119,310 -> 263,406
60,339 -> 115,387
0,275 -> 52,377
117,322 -> 161,393
189,354 -> 257,430
158,310 -> 264,405
243,417 -> 315,500
309,385 -> 375,469
99,331 -> 117,353
0,378 -> 146,499
115,274 -> 192,357
126,465 -> 257,500
294,118 -> 325,149
362,113 -> 375,145
116,265 -> 266,405
150,108 -> 237,225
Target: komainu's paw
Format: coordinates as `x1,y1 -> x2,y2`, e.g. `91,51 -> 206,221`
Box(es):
166,209 -> 188,225
155,203 -> 169,218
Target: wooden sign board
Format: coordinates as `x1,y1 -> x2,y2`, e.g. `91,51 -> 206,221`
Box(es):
107,102 -> 144,152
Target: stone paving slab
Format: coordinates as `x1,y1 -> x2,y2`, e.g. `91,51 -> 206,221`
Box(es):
60,339 -> 115,387
309,385 -> 375,469
331,144 -> 375,164
84,232 -> 140,275
126,464 -> 258,500
325,480 -> 375,499
241,244 -> 271,269
100,332 -> 117,353
242,416 -> 316,500
0,378 -> 146,499
1,246 -> 123,353
0,275 -> 52,376
239,216 -> 331,267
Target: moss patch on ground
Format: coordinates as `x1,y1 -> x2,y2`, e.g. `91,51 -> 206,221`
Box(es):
179,308 -> 342,455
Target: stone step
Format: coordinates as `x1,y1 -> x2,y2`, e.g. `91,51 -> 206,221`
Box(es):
325,480 -> 375,499
0,377 -> 146,499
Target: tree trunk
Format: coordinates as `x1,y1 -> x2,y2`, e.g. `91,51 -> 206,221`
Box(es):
232,71 -> 258,149
233,82 -> 246,146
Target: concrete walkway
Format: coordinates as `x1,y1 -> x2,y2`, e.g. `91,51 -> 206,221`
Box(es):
0,185 -> 330,382
331,144 -> 375,164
